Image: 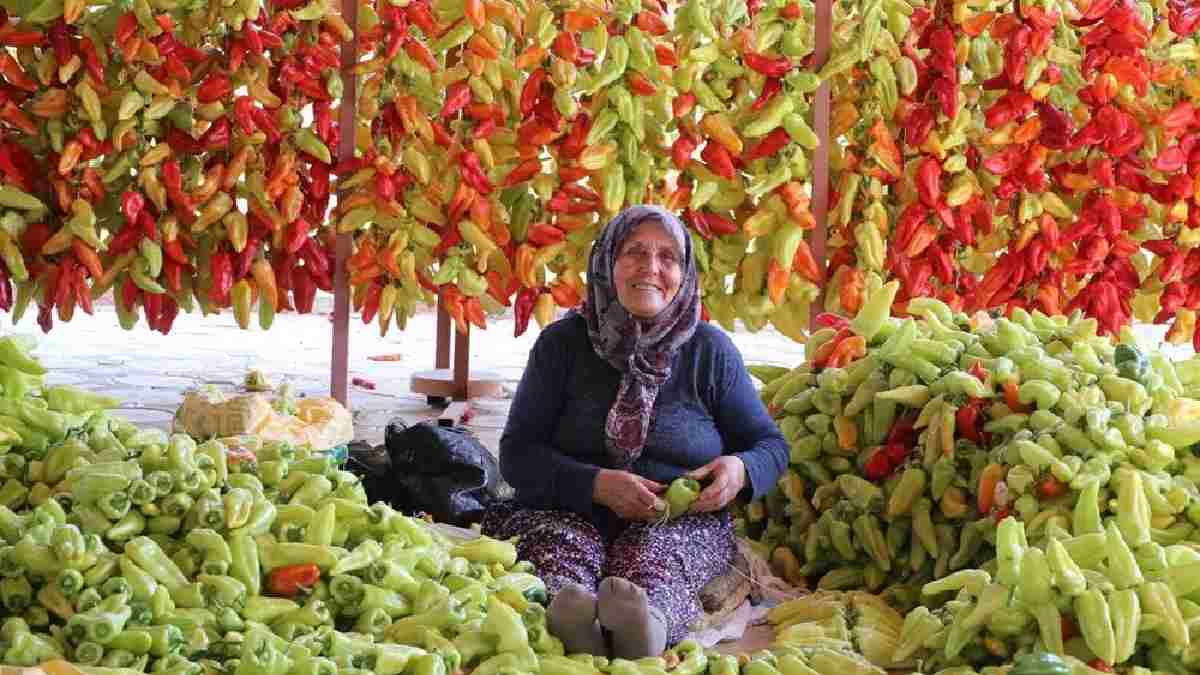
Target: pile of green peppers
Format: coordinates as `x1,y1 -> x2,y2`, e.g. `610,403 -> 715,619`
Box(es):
741,283 -> 1200,672
0,335 -> 574,674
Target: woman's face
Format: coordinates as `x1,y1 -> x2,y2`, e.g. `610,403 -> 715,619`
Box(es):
613,219 -> 683,320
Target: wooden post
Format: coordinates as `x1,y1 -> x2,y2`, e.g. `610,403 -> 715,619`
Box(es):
808,0 -> 833,332
435,295 -> 450,370
453,324 -> 470,401
330,0 -> 359,406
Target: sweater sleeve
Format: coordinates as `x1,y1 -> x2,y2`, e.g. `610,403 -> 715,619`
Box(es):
498,326 -> 601,518
709,333 -> 789,501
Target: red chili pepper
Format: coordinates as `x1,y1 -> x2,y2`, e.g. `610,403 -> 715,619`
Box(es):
863,449 -> 893,482
742,52 -> 793,77
560,114 -> 590,160
751,78 -> 783,113
743,128 -> 791,163
883,443 -> 910,466
361,282 -> 383,325
47,21 -> 71,66
464,296 -> 487,329
686,210 -> 714,239
904,106 -> 935,147
1152,146 -> 1187,173
626,71 -> 657,96
673,92 -> 697,118
813,313 -> 849,330
70,264 -> 92,316
200,117 -> 231,151
248,108 -> 281,144
235,238 -> 260,281
267,564 -> 321,596
153,295 -> 177,334
76,38 -> 106,85
209,248 -> 234,306
917,157 -> 943,207
502,158 -> 541,188
701,141 -> 736,180
654,43 -> 678,66
1,30 -> 45,48
441,80 -> 472,119
527,223 -> 565,246
119,191 -> 146,228
520,68 -> 547,117
120,275 -> 139,313
292,265 -> 316,313
300,237 -> 330,279
196,72 -> 233,103
956,399 -> 983,444
459,152 -> 494,194
672,133 -> 698,170
552,30 -> 579,62
0,267 -> 11,314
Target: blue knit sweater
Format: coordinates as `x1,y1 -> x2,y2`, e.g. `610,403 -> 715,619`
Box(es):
499,313 -> 789,532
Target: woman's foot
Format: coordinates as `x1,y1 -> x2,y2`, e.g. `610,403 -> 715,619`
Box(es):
548,583 -> 607,656
597,577 -> 667,660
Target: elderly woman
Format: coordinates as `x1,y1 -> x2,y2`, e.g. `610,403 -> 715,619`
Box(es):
484,205 -> 787,658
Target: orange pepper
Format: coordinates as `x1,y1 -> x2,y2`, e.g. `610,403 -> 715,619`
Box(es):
977,463 -> 1004,515
549,280 -> 582,308
464,297 -> 486,329
351,262 -> 385,286
464,0 -> 486,28
962,12 -> 995,36
1003,380 -> 1032,414
766,259 -> 788,306
792,240 -> 824,283
515,244 -> 537,288
826,335 -> 866,369
839,268 -> 865,315
514,45 -> 547,70
251,259 -> 279,311
810,330 -> 848,368
71,240 -> 103,280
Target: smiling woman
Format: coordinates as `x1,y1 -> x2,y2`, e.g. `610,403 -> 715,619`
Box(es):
483,205 -> 788,660
614,220 -> 684,320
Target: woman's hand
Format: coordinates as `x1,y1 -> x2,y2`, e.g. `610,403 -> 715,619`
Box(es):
687,456 -> 747,513
594,469 -> 666,521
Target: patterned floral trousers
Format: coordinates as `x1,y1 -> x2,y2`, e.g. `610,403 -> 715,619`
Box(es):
482,504 -> 736,645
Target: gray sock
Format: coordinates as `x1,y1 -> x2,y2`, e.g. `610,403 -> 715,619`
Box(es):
548,583 -> 607,656
597,577 -> 668,660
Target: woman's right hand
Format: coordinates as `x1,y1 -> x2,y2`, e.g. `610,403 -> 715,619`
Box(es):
593,469 -> 666,521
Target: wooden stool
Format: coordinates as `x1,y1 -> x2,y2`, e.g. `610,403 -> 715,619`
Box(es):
410,299 -> 503,406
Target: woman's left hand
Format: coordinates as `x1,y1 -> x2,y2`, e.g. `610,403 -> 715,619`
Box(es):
686,456 -> 747,513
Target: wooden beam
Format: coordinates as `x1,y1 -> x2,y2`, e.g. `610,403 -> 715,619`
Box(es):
808,0 -> 833,332
330,0 -> 359,406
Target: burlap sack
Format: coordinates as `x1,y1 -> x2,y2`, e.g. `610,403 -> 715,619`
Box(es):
175,390 -> 353,450
173,390 -> 274,440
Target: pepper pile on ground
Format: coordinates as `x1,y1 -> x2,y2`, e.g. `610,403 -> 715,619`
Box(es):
0,333 -> 903,675
740,280 -> 1200,671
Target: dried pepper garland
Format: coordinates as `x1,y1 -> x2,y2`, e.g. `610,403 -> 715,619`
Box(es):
0,0 -> 347,333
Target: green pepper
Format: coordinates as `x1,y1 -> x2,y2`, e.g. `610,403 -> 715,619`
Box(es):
45,385 -> 120,414
123,537 -> 188,594
259,541 -> 341,572
451,537 -> 517,568
0,337 -> 45,375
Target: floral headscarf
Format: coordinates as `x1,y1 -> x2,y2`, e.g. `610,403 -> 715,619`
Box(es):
579,205 -> 700,468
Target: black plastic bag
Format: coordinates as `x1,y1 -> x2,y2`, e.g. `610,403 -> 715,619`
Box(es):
352,418 -> 500,526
